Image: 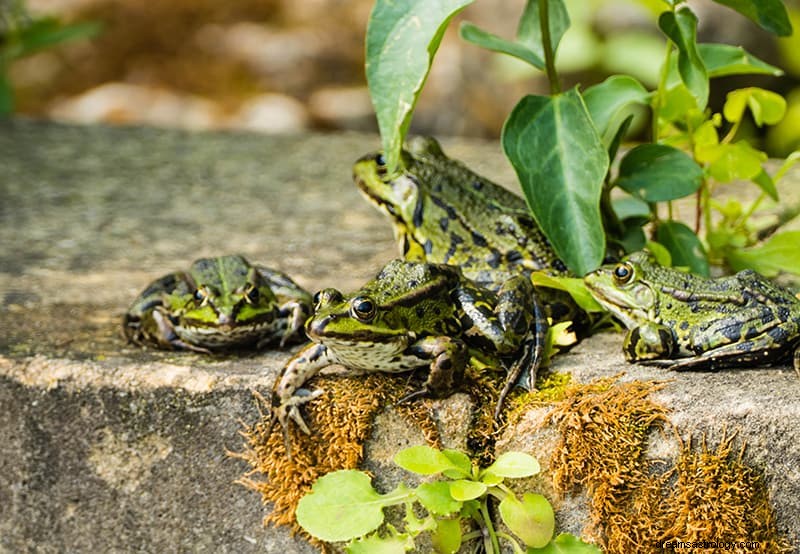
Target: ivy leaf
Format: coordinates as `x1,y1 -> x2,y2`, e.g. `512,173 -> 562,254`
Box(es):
394,445 -> 459,475
516,0 -> 570,59
655,221 -> 709,276
502,89 -> 608,276
727,231 -> 800,277
296,470 -> 387,542
449,479 -> 487,501
616,144 -> 703,202
723,87 -> 786,126
659,8 -> 708,109
698,43 -> 783,78
415,481 -> 462,516
528,532 -> 602,554
712,0 -> 792,37
366,0 -> 473,173
483,451 -> 540,479
498,493 -> 554,548
459,22 -> 544,69
583,75 -> 651,139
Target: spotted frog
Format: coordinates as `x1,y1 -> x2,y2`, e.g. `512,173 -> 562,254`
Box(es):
124,255 -> 312,352
584,251 -> 800,370
272,259 -> 543,444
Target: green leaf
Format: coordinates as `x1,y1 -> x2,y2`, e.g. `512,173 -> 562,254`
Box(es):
366,0 -> 473,173
772,150 -> 800,183
11,18 -> 101,60
712,0 -> 792,37
516,0 -> 570,59
431,518 -> 462,554
0,70 -> 13,115
441,449 -> 473,478
645,241 -> 673,267
346,530 -> 415,554
615,144 -> 703,202
415,482 -> 462,516
296,470 -> 387,542
703,141 -> 767,183
583,75 -> 651,139
723,87 -> 786,126
752,169 -> 779,201
659,84 -> 698,123
394,445 -> 459,475
612,195 -> 650,221
448,479 -> 487,501
484,451 -> 540,479
498,493 -> 554,548
727,231 -> 800,277
698,43 -> 783,78
655,221 -> 709,276
459,22 -> 544,70
528,532 -> 602,554
502,89 -> 608,276
659,8 -> 708,109
530,272 -> 604,313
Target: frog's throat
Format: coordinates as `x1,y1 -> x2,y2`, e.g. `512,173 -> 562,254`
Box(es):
587,286 -> 654,330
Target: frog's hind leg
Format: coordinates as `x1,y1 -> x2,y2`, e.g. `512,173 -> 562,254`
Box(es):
399,336 -> 467,403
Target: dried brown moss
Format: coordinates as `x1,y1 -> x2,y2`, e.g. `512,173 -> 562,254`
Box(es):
544,377 -> 791,553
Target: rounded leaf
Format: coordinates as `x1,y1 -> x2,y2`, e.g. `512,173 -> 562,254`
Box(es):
296,470 -> 385,542
655,221 -> 709,277
394,445 -> 458,475
498,493 -> 555,548
484,451 -> 540,479
415,481 -> 462,516
616,144 -> 703,202
441,449 -> 472,477
431,518 -> 462,554
583,75 -> 650,138
448,479 -> 487,501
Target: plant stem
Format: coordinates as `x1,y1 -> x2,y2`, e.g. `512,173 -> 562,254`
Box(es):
538,0 -> 560,94
651,41 -> 674,143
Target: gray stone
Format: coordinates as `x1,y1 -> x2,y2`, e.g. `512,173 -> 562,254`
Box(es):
1,119 -> 798,552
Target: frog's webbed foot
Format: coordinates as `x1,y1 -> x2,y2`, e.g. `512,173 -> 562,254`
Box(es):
270,388 -> 325,459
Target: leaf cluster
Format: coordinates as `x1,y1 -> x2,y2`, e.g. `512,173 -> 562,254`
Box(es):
366,0 -> 800,278
1,0 -> 100,114
295,445 -> 599,553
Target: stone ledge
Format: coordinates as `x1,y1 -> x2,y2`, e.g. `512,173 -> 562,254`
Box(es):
1,119 -> 798,552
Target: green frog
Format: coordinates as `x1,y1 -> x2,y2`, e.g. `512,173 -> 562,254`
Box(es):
124,255 -> 312,352
272,259 -> 543,446
353,137 -> 586,391
584,251 -> 800,370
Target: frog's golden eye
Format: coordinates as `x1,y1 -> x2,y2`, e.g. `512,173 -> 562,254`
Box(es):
613,262 -> 634,284
244,285 -> 259,304
375,153 -> 386,167
351,296 -> 376,322
194,287 -> 208,304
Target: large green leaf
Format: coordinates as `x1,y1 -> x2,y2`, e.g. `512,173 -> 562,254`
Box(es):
727,231 -> 800,277
498,493 -> 554,548
616,144 -> 703,202
516,0 -> 570,60
583,75 -> 650,139
713,0 -> 792,37
659,8 -> 708,109
502,89 -> 608,276
366,0 -> 473,173
655,221 -> 709,276
699,43 -> 783,78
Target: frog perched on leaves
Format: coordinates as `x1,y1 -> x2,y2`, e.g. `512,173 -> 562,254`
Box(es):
352,136 -> 587,390
272,259 -> 543,448
124,255 -> 312,353
585,251 -> 800,371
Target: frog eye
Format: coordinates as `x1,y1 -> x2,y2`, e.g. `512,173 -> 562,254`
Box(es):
244,285 -> 260,304
194,287 -> 208,304
375,153 -> 386,167
312,291 -> 321,306
613,262 -> 634,284
351,296 -> 376,321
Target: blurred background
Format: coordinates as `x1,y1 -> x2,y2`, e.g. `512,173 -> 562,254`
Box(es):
3,0 -> 800,156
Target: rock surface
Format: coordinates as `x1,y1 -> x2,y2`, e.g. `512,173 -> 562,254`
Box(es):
1,119 -> 798,552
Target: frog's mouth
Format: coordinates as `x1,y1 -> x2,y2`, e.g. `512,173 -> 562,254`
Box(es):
584,280 -> 650,330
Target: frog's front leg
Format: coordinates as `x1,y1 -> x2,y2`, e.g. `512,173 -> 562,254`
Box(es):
264,300 -> 312,348
399,336 -> 467,403
271,343 -> 331,455
623,322 -> 677,363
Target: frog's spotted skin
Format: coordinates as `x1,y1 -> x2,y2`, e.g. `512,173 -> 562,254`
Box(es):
585,251 -> 800,371
124,255 -> 312,352
271,259 -> 544,451
353,137 -> 586,391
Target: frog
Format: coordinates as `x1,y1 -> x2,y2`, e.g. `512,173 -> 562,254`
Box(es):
584,250 -> 800,371
271,259 -> 544,448
124,255 -> 312,352
352,136 -> 587,390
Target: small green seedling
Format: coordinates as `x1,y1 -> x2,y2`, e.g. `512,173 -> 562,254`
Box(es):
295,445 -> 600,553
